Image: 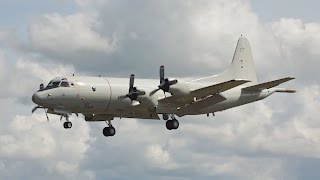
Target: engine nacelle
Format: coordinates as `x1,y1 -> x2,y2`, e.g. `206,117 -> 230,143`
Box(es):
168,81 -> 190,96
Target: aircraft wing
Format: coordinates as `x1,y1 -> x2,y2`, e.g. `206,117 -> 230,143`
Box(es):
87,112 -> 160,121
159,79 -> 249,107
120,102 -> 161,120
242,77 -> 295,91
190,79 -> 250,99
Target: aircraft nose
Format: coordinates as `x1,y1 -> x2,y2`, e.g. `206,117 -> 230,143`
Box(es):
32,92 -> 41,104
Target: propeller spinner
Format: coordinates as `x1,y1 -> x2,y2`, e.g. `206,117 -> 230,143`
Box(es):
150,65 -> 178,95
119,74 -> 146,101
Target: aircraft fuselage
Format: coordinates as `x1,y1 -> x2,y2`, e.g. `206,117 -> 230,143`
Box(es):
32,76 -> 274,119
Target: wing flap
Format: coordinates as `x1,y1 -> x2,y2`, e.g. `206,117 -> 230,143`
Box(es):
176,94 -> 226,116
119,112 -> 160,120
242,77 -> 294,91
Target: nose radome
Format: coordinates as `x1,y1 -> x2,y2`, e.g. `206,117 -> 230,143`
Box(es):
32,92 -> 41,104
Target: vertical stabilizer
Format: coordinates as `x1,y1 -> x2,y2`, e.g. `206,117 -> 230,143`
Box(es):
223,36 -> 257,85
192,36 -> 258,86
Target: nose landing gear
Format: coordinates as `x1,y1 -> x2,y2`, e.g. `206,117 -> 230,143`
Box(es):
61,114 -> 72,129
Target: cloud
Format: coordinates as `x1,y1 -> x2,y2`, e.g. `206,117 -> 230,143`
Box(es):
146,144 -> 172,167
0,113 -> 93,179
29,13 -> 117,55
271,18 -> 320,84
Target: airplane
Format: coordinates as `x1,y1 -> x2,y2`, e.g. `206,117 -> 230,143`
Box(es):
31,36 -> 295,137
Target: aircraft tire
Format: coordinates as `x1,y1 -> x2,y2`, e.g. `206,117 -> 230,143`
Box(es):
103,126 -> 116,137
163,114 -> 169,120
166,119 -> 179,130
63,122 -> 72,129
166,120 -> 173,130
171,119 -> 179,129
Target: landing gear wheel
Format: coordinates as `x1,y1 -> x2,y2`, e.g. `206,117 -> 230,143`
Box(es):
103,126 -> 116,137
63,122 -> 72,129
166,120 -> 173,130
163,114 -> 169,120
171,119 -> 179,129
166,119 -> 179,130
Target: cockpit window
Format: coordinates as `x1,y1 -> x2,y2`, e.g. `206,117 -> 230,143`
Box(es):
44,81 -> 60,90
42,78 -> 71,91
60,81 -> 70,87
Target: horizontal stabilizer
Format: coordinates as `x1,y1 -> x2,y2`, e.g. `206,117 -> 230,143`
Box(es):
191,79 -> 250,99
242,77 -> 295,91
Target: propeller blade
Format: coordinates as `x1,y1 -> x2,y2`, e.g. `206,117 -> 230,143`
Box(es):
118,95 -> 128,100
160,65 -> 165,82
32,106 -> 39,113
150,88 -> 160,96
169,79 -> 178,85
44,109 -> 49,121
129,74 -> 135,91
137,90 -> 146,96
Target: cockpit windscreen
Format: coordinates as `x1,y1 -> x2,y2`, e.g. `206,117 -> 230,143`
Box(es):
41,78 -> 72,91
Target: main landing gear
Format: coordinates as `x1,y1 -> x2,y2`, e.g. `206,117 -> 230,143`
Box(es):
103,120 -> 116,137
165,114 -> 179,130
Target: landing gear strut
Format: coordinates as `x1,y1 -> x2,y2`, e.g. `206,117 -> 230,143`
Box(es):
103,120 -> 116,137
62,114 -> 72,129
165,115 -> 179,130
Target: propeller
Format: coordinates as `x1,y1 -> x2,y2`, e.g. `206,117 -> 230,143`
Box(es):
32,106 -> 50,121
119,74 -> 145,101
150,65 -> 178,96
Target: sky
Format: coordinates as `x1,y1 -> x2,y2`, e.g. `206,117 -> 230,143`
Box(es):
0,0 -> 319,179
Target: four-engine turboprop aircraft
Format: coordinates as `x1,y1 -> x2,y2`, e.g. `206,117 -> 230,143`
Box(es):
32,36 -> 295,137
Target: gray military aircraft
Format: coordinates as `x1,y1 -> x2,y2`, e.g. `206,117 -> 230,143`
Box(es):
32,36 -> 295,137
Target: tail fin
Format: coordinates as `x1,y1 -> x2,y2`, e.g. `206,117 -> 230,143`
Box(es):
192,36 -> 258,86
221,36 -> 257,85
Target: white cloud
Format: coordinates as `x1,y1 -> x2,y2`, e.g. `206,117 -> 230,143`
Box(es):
29,13 -> 117,55
0,114 -> 90,159
0,58 -> 75,101
0,113 -> 93,179
146,144 -> 171,167
268,18 -> 320,83
0,50 -> 5,81
15,58 -> 75,83
75,0 -> 109,8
